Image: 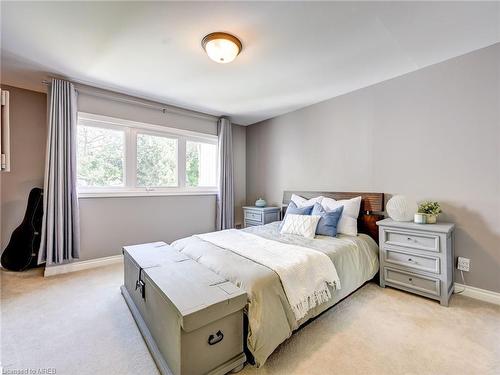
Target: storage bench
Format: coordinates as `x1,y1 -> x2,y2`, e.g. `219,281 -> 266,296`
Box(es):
121,242 -> 247,375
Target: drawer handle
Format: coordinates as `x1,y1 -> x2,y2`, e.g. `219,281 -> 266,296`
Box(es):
406,237 -> 419,243
407,258 -> 417,264
408,277 -> 413,284
208,330 -> 224,346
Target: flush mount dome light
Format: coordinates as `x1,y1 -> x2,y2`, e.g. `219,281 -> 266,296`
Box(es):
202,32 -> 242,64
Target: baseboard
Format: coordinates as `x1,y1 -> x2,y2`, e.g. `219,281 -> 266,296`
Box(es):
454,283 -> 500,306
44,254 -> 123,277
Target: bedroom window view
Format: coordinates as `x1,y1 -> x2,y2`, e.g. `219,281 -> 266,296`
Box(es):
76,113 -> 218,195
186,140 -> 217,187
136,133 -> 178,187
77,125 -> 125,187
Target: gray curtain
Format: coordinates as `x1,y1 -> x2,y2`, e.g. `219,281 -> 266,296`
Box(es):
216,117 -> 234,230
38,79 -> 80,265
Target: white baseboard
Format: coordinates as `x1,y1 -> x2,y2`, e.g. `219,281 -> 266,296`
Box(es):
44,254 -> 123,277
454,283 -> 500,306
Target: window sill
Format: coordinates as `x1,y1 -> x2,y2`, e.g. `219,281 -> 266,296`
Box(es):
78,190 -> 218,199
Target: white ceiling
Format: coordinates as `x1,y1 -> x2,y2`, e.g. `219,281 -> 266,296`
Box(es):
1,1 -> 499,125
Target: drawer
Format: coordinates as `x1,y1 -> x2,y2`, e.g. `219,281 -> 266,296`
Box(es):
244,219 -> 261,228
244,210 -> 262,222
264,211 -> 280,223
384,267 -> 440,296
385,247 -> 440,274
383,229 -> 440,253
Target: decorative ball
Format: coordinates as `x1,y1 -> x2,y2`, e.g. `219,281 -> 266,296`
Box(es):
386,195 -> 416,222
255,198 -> 267,208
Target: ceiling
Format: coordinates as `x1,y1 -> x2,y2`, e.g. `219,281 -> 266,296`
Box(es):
1,2 -> 499,125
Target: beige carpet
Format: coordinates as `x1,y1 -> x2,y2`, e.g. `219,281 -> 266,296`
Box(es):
1,264 -> 499,375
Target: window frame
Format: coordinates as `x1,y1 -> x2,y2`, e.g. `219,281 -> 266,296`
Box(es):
77,112 -> 219,198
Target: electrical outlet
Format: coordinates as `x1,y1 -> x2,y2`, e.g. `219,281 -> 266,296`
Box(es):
457,257 -> 470,272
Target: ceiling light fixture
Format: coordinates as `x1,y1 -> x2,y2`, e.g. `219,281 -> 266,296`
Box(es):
202,32 -> 242,64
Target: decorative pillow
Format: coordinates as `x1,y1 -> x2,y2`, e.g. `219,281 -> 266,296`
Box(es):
321,196 -> 362,236
280,201 -> 314,229
280,214 -> 321,239
290,194 -> 324,208
311,203 -> 344,237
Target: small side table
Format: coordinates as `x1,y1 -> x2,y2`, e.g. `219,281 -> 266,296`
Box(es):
377,218 -> 455,306
243,206 -> 280,228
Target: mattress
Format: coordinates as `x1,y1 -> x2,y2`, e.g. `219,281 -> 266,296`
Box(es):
171,221 -> 379,367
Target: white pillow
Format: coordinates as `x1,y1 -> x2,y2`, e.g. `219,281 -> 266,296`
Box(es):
280,214 -> 321,239
321,196 -> 362,236
290,194 -> 324,208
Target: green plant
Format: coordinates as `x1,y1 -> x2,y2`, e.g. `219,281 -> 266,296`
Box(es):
418,201 -> 442,215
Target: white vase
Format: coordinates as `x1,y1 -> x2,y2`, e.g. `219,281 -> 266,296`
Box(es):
386,195 -> 416,222
414,213 -> 427,224
255,198 -> 267,208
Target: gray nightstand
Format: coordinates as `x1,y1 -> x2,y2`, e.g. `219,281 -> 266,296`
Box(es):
243,206 -> 280,228
377,218 -> 455,306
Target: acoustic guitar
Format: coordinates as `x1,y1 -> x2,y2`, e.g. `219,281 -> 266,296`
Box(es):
1,187 -> 44,271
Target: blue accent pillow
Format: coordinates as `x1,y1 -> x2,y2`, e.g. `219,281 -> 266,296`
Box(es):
279,201 -> 314,229
311,203 -> 344,237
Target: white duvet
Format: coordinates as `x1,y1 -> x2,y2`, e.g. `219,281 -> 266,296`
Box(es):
195,229 -> 341,321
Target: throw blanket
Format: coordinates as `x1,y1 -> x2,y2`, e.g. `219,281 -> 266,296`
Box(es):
195,229 -> 341,320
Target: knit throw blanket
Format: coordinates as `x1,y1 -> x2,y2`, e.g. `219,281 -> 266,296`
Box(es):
195,229 -> 341,321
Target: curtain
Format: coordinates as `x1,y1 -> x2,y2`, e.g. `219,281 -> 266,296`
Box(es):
216,117 -> 234,230
38,79 -> 80,265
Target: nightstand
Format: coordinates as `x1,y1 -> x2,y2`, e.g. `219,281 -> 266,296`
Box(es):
243,206 -> 280,228
377,218 -> 455,306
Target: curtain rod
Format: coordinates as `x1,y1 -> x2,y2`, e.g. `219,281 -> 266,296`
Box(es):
41,79 -> 219,122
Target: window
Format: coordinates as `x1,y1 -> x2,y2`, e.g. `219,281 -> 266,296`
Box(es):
77,113 -> 218,196
136,133 -> 178,187
77,125 -> 125,187
186,141 -> 217,187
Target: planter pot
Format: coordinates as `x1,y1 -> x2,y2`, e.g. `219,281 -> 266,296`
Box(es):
414,213 -> 438,224
425,214 -> 438,224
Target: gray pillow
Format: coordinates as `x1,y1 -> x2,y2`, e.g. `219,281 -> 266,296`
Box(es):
311,203 -> 344,237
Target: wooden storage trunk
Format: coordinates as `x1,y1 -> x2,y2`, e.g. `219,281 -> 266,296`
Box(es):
121,242 -> 247,375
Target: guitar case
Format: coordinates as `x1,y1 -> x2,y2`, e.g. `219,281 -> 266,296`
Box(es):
1,187 -> 44,271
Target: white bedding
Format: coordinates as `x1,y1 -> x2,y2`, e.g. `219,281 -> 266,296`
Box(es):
173,222 -> 379,366
196,229 -> 341,320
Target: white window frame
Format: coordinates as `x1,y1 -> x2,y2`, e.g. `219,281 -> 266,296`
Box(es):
77,112 -> 218,198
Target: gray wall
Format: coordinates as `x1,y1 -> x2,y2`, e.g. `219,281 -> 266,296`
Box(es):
79,195 -> 216,260
246,44 -> 500,293
0,85 -> 47,251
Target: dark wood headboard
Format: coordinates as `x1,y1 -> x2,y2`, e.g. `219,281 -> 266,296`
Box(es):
282,191 -> 385,243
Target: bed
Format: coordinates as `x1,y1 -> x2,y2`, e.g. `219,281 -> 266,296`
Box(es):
171,191 -> 384,367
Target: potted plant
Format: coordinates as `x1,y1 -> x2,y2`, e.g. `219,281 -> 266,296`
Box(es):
416,201 -> 442,224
